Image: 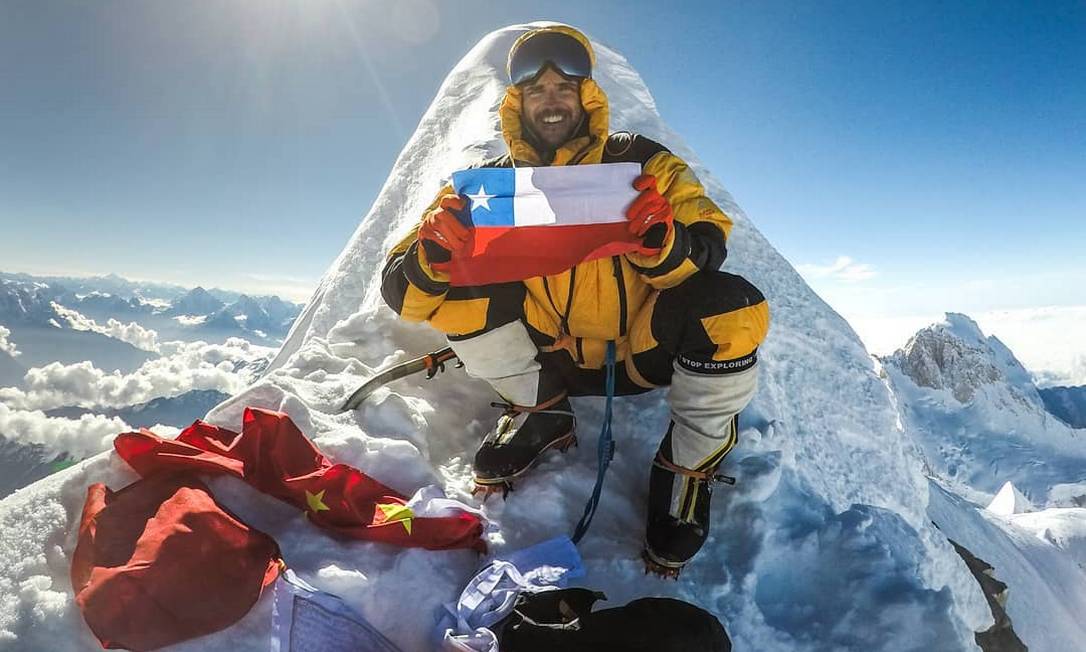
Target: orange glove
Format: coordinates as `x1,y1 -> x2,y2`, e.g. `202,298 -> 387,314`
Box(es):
418,194 -> 469,263
626,174 -> 673,250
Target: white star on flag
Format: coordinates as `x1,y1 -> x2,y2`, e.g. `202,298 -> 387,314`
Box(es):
467,184 -> 496,211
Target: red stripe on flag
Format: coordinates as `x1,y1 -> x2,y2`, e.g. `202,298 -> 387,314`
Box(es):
444,222 -> 642,286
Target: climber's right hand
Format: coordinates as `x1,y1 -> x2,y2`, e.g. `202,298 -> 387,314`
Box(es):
417,194 -> 470,263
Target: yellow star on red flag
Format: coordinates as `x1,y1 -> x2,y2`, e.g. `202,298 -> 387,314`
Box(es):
305,489 -> 330,514
375,503 -> 414,535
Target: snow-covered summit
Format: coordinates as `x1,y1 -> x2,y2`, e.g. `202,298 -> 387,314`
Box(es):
986,481 -> 1034,516
886,312 -> 1040,405
0,23 -> 997,651
0,283 -> 63,326
169,286 -> 225,316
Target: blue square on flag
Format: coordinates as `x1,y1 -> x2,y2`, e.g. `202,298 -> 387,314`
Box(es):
452,168 -> 515,227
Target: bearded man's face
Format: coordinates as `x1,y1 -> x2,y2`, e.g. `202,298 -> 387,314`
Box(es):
520,67 -> 584,150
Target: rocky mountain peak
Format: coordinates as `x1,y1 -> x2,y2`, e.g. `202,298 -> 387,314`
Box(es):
170,286 -> 225,315
941,312 -> 987,346
884,313 -> 1006,403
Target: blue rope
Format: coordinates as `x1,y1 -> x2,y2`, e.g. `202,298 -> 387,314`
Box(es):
571,340 -> 617,544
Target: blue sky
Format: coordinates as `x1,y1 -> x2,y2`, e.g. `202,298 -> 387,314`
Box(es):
2,1 -> 1084,355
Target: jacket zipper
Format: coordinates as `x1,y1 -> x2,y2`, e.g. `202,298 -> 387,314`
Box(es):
542,268 -> 580,363
611,256 -> 628,337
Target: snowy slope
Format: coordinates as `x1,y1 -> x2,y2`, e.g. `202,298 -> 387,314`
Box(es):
1008,505 -> 1086,566
928,481 -> 1086,650
883,313 -> 1086,507
0,23 -> 993,652
882,315 -> 1086,650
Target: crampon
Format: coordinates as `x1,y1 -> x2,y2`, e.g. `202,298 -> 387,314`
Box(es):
471,478 -> 514,501
471,429 -> 577,501
642,547 -> 685,579
643,427 -> 739,579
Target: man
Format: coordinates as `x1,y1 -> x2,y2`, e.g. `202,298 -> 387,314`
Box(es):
381,25 -> 770,575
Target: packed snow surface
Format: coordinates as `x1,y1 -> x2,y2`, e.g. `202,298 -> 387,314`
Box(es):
8,22 -> 1062,652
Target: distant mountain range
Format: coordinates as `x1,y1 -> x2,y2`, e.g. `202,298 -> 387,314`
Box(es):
1,388 -> 229,498
0,270 -> 296,307
0,281 -> 156,374
0,272 -> 303,372
0,436 -> 69,499
0,271 -> 295,497
1040,386 -> 1086,429
44,388 -> 230,429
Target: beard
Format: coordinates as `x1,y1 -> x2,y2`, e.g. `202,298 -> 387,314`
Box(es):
525,106 -> 583,150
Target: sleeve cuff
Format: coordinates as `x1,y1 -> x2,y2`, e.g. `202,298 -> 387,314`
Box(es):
404,241 -> 451,295
626,221 -> 691,277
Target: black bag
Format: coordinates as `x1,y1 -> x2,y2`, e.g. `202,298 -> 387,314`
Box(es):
497,588 -> 732,651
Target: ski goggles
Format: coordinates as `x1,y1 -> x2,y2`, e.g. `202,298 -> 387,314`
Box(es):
508,31 -> 592,85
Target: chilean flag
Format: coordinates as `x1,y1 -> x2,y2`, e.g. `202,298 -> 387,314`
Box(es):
445,162 -> 643,286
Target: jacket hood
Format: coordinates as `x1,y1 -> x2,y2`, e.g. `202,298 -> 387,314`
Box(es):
499,25 -> 609,166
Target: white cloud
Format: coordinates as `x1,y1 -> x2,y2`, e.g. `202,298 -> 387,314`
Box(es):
0,403 -> 129,459
99,318 -> 160,352
844,314 -> 943,356
137,296 -> 171,311
1031,355 -> 1086,388
0,325 -> 20,358
0,338 -> 274,411
0,403 -> 182,459
974,306 -> 1086,388
796,256 -> 877,283
51,302 -> 160,352
174,314 -> 208,326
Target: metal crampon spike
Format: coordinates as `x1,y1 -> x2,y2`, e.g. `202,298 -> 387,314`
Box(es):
641,548 -> 684,580
471,480 -> 513,502
470,429 -> 577,503
554,432 -> 578,452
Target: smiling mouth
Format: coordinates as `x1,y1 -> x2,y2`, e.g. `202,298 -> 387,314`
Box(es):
538,112 -> 568,127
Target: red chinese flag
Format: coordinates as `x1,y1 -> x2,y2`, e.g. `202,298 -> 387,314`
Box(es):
114,407 -> 485,552
71,474 -> 281,651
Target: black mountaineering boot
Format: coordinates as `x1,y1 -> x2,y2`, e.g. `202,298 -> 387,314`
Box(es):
472,393 -> 577,499
643,423 -> 736,578
445,320 -> 578,499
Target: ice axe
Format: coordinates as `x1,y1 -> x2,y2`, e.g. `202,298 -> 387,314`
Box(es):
339,347 -> 459,412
